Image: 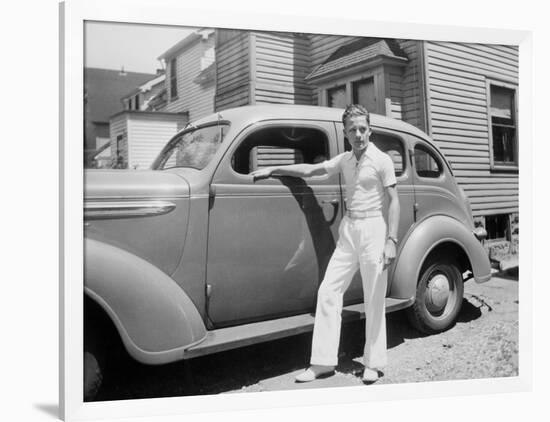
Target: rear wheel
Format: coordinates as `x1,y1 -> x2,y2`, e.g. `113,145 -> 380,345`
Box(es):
407,258 -> 464,334
84,321 -> 105,401
84,297 -> 119,401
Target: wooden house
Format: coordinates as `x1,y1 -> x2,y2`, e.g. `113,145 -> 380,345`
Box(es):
158,28 -> 216,121
121,71 -> 167,112
84,67 -> 156,167
108,111 -> 188,170
213,30 -> 519,266
102,28 -> 216,170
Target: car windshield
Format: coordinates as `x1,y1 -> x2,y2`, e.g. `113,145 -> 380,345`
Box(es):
153,123 -> 229,170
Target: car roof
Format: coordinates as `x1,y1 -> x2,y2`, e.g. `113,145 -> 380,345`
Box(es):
190,104 -> 431,142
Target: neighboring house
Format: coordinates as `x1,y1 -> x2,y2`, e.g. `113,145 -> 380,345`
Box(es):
158,28 -> 216,121
109,111 -> 188,170
121,71 -> 167,112
84,67 -> 156,167
105,28 -> 217,170
213,30 -> 519,267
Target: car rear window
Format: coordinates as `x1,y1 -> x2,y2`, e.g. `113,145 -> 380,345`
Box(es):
414,144 -> 442,178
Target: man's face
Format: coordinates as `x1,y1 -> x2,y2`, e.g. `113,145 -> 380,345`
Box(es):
344,114 -> 371,154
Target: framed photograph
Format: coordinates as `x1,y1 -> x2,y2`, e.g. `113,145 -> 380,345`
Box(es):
61,0 -> 533,420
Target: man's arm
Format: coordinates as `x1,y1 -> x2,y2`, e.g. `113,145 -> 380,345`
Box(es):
250,162 -> 327,180
383,184 -> 400,268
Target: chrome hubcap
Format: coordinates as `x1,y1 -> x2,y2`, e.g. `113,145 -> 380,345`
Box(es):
426,273 -> 451,313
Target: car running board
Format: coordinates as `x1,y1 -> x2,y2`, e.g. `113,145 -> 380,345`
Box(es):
183,297 -> 414,359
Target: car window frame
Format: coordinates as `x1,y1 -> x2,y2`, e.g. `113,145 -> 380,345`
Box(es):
212,119 -> 340,186
407,137 -> 457,190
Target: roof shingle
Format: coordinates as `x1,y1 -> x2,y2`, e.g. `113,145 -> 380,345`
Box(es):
306,38 -> 408,81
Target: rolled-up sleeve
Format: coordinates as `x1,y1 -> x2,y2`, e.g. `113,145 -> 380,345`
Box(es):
323,153 -> 344,176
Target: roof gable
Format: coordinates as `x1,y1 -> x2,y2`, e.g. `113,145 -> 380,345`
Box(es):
306,38 -> 408,81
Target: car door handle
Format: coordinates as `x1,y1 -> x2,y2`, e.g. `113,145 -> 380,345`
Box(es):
321,198 -> 339,205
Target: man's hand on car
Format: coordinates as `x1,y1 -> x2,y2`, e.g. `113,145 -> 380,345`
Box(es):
251,167 -> 273,181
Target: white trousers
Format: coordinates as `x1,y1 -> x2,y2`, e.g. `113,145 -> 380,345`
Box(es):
310,215 -> 388,369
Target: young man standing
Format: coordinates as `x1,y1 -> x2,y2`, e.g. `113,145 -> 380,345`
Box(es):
251,104 -> 400,383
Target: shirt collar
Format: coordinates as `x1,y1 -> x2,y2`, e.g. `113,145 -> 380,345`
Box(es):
347,142 -> 377,162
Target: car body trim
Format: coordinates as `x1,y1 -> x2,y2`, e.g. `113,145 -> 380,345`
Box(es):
84,200 -> 176,220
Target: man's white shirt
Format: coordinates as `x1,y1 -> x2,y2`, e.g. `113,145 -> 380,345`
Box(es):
323,143 -> 396,212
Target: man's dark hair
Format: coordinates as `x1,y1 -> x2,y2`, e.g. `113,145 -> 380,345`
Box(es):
342,104 -> 370,126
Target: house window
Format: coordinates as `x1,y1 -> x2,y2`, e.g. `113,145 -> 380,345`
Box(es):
134,95 -> 140,110
488,81 -> 518,168
323,75 -> 381,113
327,86 -> 346,108
169,58 -> 178,100
116,135 -> 123,156
352,78 -> 376,113
114,134 -> 126,169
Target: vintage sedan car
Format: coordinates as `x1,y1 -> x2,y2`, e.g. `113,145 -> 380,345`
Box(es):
83,104 -> 491,399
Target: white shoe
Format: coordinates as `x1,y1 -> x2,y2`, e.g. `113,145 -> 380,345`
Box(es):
362,367 -> 379,383
295,365 -> 335,382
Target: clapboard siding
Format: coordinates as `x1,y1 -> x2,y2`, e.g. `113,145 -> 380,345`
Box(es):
399,40 -> 425,131
163,35 -> 216,121
215,86 -> 250,111
215,31 -> 251,111
425,41 -> 519,216
389,68 -> 404,119
127,114 -> 187,170
430,42 -> 518,70
254,33 -> 313,105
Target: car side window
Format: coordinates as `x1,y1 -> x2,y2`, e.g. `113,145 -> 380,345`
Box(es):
370,133 -> 405,177
414,144 -> 442,178
232,126 -> 329,175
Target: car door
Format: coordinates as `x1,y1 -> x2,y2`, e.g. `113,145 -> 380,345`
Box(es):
206,120 -> 343,327
409,139 -> 465,222
335,123 -> 416,301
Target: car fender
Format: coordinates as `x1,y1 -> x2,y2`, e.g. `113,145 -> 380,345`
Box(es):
390,215 -> 492,299
84,238 -> 207,365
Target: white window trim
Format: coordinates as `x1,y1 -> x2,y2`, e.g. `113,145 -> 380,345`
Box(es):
486,79 -> 518,171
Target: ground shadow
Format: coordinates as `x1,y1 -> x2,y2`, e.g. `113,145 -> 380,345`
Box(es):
456,298 -> 484,323
95,330 -> 316,401
94,313 -> 421,401
493,268 -> 519,282
94,297 -> 486,401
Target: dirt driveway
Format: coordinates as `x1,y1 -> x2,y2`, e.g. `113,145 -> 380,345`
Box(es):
96,271 -> 518,400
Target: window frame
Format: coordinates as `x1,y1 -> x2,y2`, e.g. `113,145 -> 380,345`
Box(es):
327,85 -> 347,108
413,142 -> 444,180
169,58 -> 178,101
215,120 -> 339,186
319,68 -> 381,113
486,79 -> 518,171
351,76 -> 376,112
231,124 -> 331,178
